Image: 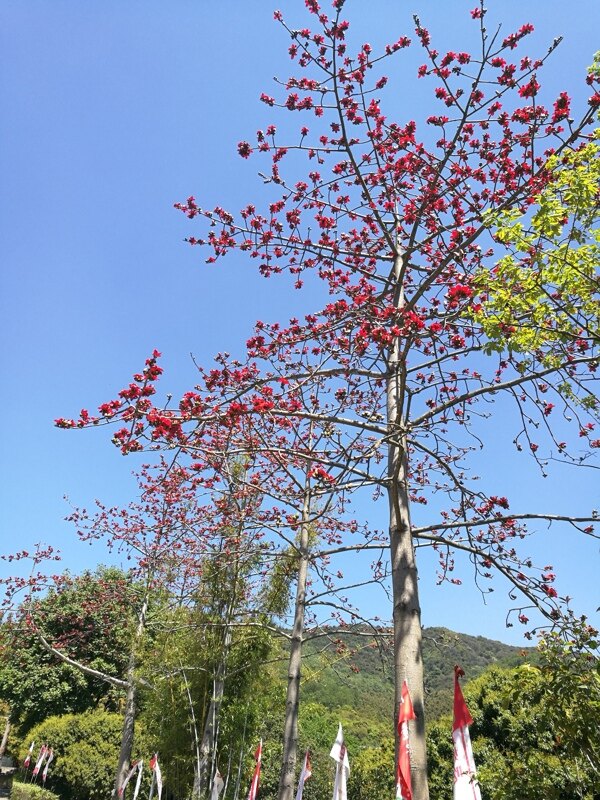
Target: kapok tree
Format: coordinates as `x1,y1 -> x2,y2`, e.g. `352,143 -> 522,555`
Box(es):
165,387 -> 386,800
67,428 -> 375,800
58,356 -> 393,799
56,2 -> 600,798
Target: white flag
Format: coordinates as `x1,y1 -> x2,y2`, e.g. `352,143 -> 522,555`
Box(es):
32,745 -> 48,778
23,741 -> 35,769
453,667 -> 481,800
329,723 -> 350,800
42,749 -> 54,783
149,754 -> 163,800
120,761 -> 142,798
132,760 -> 144,800
295,750 -> 312,800
211,770 -> 225,800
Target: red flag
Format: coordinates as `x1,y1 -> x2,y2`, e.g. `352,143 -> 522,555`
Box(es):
453,666 -> 481,800
396,680 -> 416,800
247,740 -> 262,800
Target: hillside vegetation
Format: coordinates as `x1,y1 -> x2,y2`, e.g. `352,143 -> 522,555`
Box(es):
301,625 -> 530,722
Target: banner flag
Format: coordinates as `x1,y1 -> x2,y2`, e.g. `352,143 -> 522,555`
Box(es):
42,749 -> 54,783
23,741 -> 35,769
247,740 -> 262,800
211,769 -> 225,800
32,745 -> 48,779
453,666 -> 482,800
295,750 -> 312,800
149,754 -> 163,800
119,760 -> 142,798
132,760 -> 144,800
396,679 -> 416,800
330,724 -> 350,800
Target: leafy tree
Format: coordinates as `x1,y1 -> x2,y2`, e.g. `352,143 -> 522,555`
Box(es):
140,596 -> 278,800
525,618 -> 600,786
347,737 -> 395,800
0,567 -> 134,731
427,626 -> 600,800
57,3 -> 600,798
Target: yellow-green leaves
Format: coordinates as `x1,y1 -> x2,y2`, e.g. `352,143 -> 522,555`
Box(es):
474,138 -> 600,358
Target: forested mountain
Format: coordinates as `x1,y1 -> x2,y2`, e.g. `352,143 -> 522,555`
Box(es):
300,625 -> 531,722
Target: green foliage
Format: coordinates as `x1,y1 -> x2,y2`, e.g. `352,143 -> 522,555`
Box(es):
347,736 -> 395,800
18,710 -> 150,800
533,620 -> 600,781
426,643 -> 600,800
0,567 -> 136,730
476,136 -> 600,359
425,716 -> 454,800
11,781 -> 60,800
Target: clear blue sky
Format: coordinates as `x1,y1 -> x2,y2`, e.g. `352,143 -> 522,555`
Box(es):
1,0 -> 599,644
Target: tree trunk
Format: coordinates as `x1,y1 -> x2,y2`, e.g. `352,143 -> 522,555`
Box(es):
277,487 -> 311,800
388,456 -> 428,799
112,594 -> 149,800
387,253 -> 429,800
112,671 -> 138,800
0,717 -> 10,758
181,667 -> 202,800
195,625 -> 232,799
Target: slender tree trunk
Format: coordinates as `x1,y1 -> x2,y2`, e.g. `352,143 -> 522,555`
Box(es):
181,667 -> 202,800
388,451 -> 428,799
195,625 -> 232,799
387,254 -> 429,800
112,671 -> 138,800
112,594 -> 149,800
277,485 -> 311,800
0,717 -> 10,758
233,709 -> 249,800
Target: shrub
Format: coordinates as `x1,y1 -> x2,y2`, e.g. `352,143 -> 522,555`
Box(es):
18,710 -> 150,800
12,782 -> 60,800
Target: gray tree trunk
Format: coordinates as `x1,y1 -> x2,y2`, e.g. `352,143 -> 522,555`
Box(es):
194,625 -> 232,799
112,670 -> 138,800
277,486 -> 311,800
181,667 -> 202,800
387,254 -> 429,800
0,717 -> 10,758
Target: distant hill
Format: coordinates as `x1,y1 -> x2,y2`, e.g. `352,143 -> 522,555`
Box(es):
300,626 -> 531,722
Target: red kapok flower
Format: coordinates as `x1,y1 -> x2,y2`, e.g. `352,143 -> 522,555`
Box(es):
519,77 -> 540,99
237,141 -> 252,158
551,92 -> 571,122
